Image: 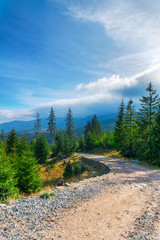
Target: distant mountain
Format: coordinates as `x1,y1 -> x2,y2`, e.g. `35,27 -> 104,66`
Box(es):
0,113 -> 116,133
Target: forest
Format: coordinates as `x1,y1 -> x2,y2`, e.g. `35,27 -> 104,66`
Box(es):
0,82 -> 160,203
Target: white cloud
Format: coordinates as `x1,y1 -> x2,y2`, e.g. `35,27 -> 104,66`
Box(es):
76,75 -> 137,94
68,0 -> 160,78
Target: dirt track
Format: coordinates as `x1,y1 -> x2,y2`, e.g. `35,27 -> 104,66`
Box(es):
52,154 -> 160,240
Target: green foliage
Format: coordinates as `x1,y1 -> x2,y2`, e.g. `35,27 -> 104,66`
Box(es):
18,134 -> 28,156
34,113 -> 41,138
40,193 -> 50,199
85,131 -> 96,151
113,100 -> 126,154
52,132 -> 64,156
0,146 -> 19,202
124,99 -> 137,158
47,107 -> 56,143
35,134 -> 49,163
50,192 -> 56,197
63,160 -> 86,178
63,161 -> 73,178
137,82 -> 160,163
16,151 -> 42,193
65,107 -> 75,141
40,192 -> 56,199
78,134 -> 85,152
6,129 -> 19,156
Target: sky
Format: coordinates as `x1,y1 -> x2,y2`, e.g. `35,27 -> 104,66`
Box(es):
0,0 -> 160,123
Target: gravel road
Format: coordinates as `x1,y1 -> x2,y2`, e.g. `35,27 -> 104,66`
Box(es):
0,154 -> 159,240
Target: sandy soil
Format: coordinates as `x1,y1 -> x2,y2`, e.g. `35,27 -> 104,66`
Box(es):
46,154 -> 160,240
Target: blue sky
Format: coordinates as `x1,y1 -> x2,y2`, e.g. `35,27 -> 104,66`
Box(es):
0,0 -> 160,123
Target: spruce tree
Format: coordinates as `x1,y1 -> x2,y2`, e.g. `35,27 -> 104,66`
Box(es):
54,131 -> 64,157
84,120 -> 91,138
85,131 -> 95,151
78,134 -> 85,152
34,113 -> 41,138
18,134 -> 28,156
1,129 -> 5,143
113,100 -> 125,154
35,134 -> 49,163
152,105 -> 160,166
6,129 -> 19,157
124,99 -> 136,158
16,151 -> 42,193
138,82 -> 159,163
0,144 -> 19,202
47,107 -> 56,143
92,115 -> 101,139
65,107 -> 75,141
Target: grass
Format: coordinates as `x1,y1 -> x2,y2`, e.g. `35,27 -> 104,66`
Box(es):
40,154 -> 103,190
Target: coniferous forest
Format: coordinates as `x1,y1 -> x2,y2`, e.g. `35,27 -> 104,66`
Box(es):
0,82 -> 160,202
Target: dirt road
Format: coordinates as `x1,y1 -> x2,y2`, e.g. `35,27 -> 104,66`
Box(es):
52,154 -> 160,240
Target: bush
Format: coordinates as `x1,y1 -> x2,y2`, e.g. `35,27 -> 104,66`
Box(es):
63,161 -> 73,178
40,193 -> 50,199
50,192 -> 56,197
40,192 -> 56,199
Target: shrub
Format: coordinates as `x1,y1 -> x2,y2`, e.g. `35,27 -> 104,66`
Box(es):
40,193 -> 50,199
63,161 -> 73,178
50,192 -> 56,197
40,192 -> 56,199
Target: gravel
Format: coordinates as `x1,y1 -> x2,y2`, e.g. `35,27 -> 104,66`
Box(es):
0,177 -> 112,240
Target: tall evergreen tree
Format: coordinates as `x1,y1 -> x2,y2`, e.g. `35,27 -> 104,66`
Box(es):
47,107 -> 56,143
113,100 -> 126,154
91,115 -> 101,139
54,131 -> 64,156
18,134 -> 28,156
65,107 -> 75,141
6,129 -> 19,157
84,120 -> 91,138
0,145 -> 19,202
16,151 -> 42,193
138,82 -> 159,163
124,99 -> 136,158
78,134 -> 85,152
152,105 -> 160,166
35,134 -> 49,163
34,113 -> 41,138
85,130 -> 96,151
1,129 -> 5,143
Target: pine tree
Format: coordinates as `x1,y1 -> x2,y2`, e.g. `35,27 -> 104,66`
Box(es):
65,107 -> 75,141
16,151 -> 42,193
6,129 -> 19,157
47,107 -> 56,143
124,99 -> 136,158
34,113 -> 41,138
35,134 -> 49,163
113,100 -> 125,154
138,82 -> 159,163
